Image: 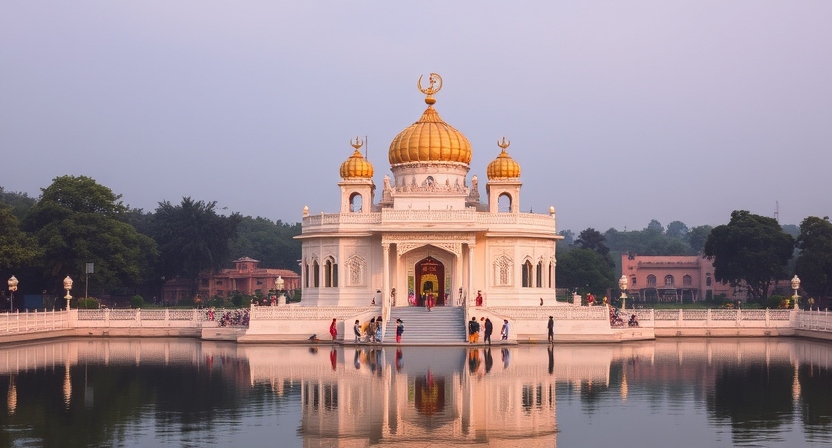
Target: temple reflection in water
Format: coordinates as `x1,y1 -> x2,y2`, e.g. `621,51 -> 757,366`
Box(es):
0,338 -> 831,447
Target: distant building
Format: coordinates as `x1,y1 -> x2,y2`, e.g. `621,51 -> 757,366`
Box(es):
621,254 -> 746,303
162,257 -> 300,304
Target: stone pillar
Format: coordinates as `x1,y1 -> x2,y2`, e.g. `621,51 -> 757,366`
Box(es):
467,246 -> 474,307
383,243 -> 390,308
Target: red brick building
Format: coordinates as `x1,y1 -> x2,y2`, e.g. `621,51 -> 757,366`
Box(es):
162,257 -> 300,304
621,254 -> 744,303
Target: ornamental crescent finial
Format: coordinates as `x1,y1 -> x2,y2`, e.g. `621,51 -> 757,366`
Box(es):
417,73 -> 443,98
497,136 -> 511,150
350,136 -> 364,150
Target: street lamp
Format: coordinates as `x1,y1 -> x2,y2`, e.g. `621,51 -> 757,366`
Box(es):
791,275 -> 801,310
618,275 -> 629,310
275,276 -> 285,305
63,276 -> 74,310
7,276 -> 18,313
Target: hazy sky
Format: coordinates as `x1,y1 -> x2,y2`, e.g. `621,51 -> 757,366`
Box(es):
2,2 -> 831,233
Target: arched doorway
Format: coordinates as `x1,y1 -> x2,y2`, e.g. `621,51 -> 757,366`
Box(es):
415,257 -> 446,306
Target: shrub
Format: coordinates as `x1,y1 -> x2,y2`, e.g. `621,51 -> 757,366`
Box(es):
130,295 -> 146,309
77,297 -> 100,309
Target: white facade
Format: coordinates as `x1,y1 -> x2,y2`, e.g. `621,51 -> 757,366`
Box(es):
298,77 -> 562,312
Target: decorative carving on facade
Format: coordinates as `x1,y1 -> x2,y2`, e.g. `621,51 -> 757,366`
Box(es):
346,255 -> 366,286
494,254 -> 513,286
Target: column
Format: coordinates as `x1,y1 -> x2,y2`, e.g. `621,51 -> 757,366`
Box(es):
467,246 -> 474,306
382,243 -> 390,308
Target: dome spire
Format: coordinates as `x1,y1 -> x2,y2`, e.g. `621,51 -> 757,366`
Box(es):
340,136 -> 374,179
417,73 -> 443,106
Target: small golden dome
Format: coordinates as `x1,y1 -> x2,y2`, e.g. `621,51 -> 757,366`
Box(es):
486,137 -> 521,180
388,74 -> 472,165
340,137 -> 374,179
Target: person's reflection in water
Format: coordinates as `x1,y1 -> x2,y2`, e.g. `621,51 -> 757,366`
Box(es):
468,349 -> 481,373
484,348 -> 493,374
396,349 -> 403,372
548,345 -> 554,375
375,349 -> 384,377
330,348 -> 337,371
354,349 -> 361,370
501,348 -> 510,369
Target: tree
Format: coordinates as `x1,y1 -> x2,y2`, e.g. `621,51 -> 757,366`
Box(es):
704,211 -> 794,304
795,216 -> 832,299
556,248 -> 616,297
646,219 -> 664,234
0,203 -> 39,271
687,225 -> 713,254
575,228 -> 610,257
22,176 -> 158,294
230,217 -> 301,270
666,221 -> 689,240
557,229 -> 575,249
151,197 -> 242,291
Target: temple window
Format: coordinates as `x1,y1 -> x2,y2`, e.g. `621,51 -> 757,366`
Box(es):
683,275 -> 692,286
664,275 -> 675,287
536,261 -> 543,288
324,257 -> 338,288
498,193 -> 512,213
349,193 -> 363,213
522,260 -> 533,287
313,260 -> 320,288
647,275 -> 656,287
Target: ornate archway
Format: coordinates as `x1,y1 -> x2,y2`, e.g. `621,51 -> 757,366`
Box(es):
415,257 -> 446,306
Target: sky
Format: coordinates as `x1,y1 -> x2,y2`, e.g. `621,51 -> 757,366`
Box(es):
2,1 -> 831,233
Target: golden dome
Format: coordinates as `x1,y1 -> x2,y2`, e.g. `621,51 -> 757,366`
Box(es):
340,137 -> 374,179
388,74 -> 472,165
486,137 -> 521,180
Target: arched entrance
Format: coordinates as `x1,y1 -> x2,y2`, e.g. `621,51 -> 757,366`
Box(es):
415,257 -> 446,306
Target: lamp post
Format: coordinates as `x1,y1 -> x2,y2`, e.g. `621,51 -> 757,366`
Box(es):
7,276 -> 18,313
618,275 -> 629,310
63,276 -> 73,310
791,275 -> 800,310
275,276 -> 285,305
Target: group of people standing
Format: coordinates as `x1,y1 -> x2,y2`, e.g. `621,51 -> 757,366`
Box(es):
343,316 -> 405,343
468,317 -> 509,344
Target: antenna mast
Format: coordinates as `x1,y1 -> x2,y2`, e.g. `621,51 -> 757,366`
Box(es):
774,201 -> 779,223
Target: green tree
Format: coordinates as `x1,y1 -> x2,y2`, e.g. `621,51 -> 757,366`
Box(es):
0,203 -> 39,271
0,187 -> 37,221
704,210 -> 794,304
556,248 -> 616,297
575,228 -> 610,258
666,221 -> 689,240
795,216 -> 832,299
230,216 -> 301,270
687,225 -> 713,254
22,176 -> 158,294
151,197 -> 242,293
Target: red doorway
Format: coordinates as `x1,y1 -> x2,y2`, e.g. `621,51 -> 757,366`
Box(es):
415,257 -> 446,306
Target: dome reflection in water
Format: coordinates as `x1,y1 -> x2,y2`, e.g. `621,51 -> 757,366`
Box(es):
0,338 -> 831,447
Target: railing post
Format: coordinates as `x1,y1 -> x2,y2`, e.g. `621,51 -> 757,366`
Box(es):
105,308 -> 111,327
765,309 -> 770,326
707,309 -> 711,325
136,308 -> 142,325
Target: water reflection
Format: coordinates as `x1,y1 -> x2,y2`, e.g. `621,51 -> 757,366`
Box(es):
0,338 -> 830,447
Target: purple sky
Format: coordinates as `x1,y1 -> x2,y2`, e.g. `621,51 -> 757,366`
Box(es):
2,2 -> 831,233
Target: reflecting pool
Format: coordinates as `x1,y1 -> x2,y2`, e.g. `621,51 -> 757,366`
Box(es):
0,338 -> 831,447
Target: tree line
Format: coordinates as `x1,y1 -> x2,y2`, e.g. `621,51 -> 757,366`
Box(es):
556,213 -> 832,305
0,176 -> 301,307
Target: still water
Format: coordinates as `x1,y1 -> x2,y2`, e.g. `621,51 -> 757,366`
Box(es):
0,337 -> 831,447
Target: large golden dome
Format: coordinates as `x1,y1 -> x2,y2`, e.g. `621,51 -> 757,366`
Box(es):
388,74 -> 472,165
486,137 -> 521,180
340,138 -> 374,179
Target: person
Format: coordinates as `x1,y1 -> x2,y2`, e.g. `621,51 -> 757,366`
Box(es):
588,293 -> 595,306
475,291 -> 483,307
628,314 -> 639,327
547,316 -> 554,343
375,317 -> 383,343
602,296 -> 608,306
353,320 -> 362,343
329,318 -> 338,341
368,317 -> 376,343
501,319 -> 509,341
396,318 -> 404,343
484,317 -> 493,345
426,293 -> 433,312
468,317 -> 479,343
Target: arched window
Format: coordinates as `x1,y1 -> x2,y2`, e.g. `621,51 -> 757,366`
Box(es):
324,258 -> 338,287
706,276 -> 712,287
536,261 -> 543,287
646,275 -> 657,288
522,260 -> 533,287
549,261 -> 554,289
664,275 -> 675,287
630,275 -> 637,286
349,193 -> 363,213
312,260 -> 320,288
683,275 -> 692,286
304,261 -> 310,288
498,193 -> 512,213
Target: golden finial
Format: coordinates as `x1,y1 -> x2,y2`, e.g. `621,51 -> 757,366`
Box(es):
417,73 -> 443,105
497,136 -> 511,151
350,136 -> 364,150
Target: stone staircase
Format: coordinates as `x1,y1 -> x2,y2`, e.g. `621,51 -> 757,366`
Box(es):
381,306 -> 467,344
